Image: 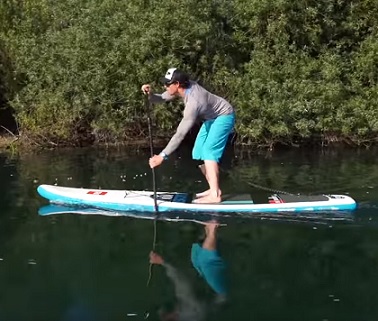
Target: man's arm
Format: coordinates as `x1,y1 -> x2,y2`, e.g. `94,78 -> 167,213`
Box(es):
149,91 -> 176,104
149,252 -> 202,313
161,105 -> 199,156
163,262 -> 196,302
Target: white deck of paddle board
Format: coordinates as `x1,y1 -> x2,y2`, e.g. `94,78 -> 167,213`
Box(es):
37,185 -> 357,213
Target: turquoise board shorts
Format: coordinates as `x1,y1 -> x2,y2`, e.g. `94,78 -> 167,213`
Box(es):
191,243 -> 227,295
192,113 -> 235,162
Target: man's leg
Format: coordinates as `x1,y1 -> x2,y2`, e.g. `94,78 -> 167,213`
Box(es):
194,160 -> 221,203
198,163 -> 207,177
195,163 -> 210,198
202,220 -> 219,250
192,122 -> 211,198
196,157 -> 224,198
193,114 -> 234,204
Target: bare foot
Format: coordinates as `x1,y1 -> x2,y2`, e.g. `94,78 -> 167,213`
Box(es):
196,189 -> 222,199
192,195 -> 222,204
195,189 -> 210,198
205,220 -> 220,235
190,220 -> 227,227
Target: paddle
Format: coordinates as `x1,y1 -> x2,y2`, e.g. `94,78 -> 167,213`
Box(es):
144,92 -> 159,287
145,94 -> 159,212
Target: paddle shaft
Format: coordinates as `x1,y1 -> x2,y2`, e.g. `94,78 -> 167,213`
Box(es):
145,95 -> 158,212
145,93 -> 158,288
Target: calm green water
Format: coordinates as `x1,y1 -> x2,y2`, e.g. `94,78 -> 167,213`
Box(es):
1,146 -> 378,321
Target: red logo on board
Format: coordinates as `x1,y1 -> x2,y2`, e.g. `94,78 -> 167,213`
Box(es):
268,195 -> 284,204
87,191 -> 108,196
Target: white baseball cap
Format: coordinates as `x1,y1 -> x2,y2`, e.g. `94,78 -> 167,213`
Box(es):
160,68 -> 189,85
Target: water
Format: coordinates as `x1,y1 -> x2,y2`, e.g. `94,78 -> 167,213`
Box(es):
0,146 -> 378,321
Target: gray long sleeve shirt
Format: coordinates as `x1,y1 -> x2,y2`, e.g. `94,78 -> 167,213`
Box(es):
163,262 -> 205,321
150,81 -> 234,156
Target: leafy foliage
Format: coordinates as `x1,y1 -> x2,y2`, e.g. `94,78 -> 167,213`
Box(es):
0,0 -> 377,147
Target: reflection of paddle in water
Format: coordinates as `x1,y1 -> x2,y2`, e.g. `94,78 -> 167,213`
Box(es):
149,220 -> 227,321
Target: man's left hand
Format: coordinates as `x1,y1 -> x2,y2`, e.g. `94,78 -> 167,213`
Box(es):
149,155 -> 164,168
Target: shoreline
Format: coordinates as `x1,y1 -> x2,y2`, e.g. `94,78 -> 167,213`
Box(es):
0,135 -> 170,153
0,134 -> 376,153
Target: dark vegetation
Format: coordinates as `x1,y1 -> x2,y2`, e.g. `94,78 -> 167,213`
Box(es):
0,0 -> 377,149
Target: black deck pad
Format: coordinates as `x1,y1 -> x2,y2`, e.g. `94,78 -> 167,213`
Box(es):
277,194 -> 328,203
151,193 -> 254,204
151,193 -> 192,203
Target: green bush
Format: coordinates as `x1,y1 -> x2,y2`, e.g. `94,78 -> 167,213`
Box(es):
0,0 -> 377,147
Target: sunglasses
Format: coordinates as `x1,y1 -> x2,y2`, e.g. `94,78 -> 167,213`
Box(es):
165,81 -> 177,87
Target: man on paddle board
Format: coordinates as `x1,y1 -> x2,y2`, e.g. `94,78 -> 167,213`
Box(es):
142,68 -> 235,204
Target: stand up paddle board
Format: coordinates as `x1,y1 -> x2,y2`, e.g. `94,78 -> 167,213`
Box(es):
37,184 -> 357,213
38,204 -> 228,224
38,204 -> 354,224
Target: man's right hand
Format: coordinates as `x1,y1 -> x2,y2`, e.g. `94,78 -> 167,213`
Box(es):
141,84 -> 152,95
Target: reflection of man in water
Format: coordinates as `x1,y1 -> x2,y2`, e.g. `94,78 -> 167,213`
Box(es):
191,221 -> 227,303
149,221 -> 227,321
